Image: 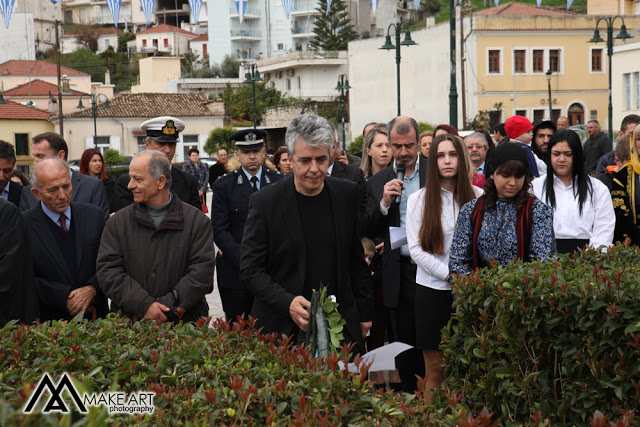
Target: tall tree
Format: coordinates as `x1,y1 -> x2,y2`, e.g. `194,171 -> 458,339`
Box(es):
309,0 -> 358,51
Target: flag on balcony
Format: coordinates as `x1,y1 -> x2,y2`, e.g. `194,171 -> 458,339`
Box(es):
235,0 -> 247,23
281,0 -> 292,19
140,0 -> 154,25
370,0 -> 378,14
188,0 -> 202,24
106,0 -> 121,26
0,0 -> 15,28
326,0 -> 332,16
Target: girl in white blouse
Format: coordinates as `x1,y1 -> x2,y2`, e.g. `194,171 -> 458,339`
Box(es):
406,134 -> 483,397
532,129 -> 615,254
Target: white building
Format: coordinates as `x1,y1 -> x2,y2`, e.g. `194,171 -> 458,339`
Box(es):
134,24 -> 199,56
207,0 -> 417,64
0,13 -> 36,63
255,51 -> 348,100
60,92 -> 227,161
613,41 -> 640,132
10,0 -> 63,54
62,28 -> 125,54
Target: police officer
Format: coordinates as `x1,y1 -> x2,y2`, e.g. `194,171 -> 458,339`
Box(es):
112,116 -> 200,212
211,129 -> 283,323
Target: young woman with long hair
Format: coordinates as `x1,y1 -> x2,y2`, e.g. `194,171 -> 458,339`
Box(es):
449,143 -> 556,275
360,126 -> 392,178
79,148 -> 115,213
406,134 -> 483,397
532,129 -> 614,253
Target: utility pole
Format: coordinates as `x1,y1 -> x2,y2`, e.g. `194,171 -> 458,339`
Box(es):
460,1 -> 467,128
449,0 -> 458,128
55,20 -> 64,137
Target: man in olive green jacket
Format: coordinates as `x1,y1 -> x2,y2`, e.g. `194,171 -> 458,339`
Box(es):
97,150 -> 215,324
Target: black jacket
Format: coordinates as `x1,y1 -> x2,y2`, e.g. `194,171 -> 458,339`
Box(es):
362,157 -> 428,309
6,181 -> 23,208
329,160 -> 367,219
584,131 -> 613,174
240,175 -> 373,353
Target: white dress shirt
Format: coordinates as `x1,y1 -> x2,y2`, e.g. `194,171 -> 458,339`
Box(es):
532,174 -> 614,249
407,185 -> 483,290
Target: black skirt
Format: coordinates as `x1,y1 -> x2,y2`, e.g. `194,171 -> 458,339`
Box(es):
414,285 -> 453,351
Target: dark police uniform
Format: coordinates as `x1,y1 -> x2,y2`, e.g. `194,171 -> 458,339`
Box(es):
211,129 -> 283,322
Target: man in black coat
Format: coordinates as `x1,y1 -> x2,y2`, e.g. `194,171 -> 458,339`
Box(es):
112,116 -> 200,212
22,158 -> 108,321
209,148 -> 229,188
240,114 -> 373,355
0,140 -> 23,207
0,198 -> 38,326
328,132 -> 367,218
212,129 -> 283,323
363,115 -> 428,393
584,119 -> 612,175
20,132 -> 110,219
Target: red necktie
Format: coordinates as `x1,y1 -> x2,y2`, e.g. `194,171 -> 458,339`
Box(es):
59,213 -> 69,232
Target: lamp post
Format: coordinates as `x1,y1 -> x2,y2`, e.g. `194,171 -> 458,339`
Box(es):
546,69 -> 553,121
589,16 -> 631,141
77,93 -> 111,147
244,64 -> 263,129
335,74 -> 351,151
380,21 -> 417,117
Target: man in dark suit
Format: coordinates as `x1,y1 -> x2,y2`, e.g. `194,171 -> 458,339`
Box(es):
22,158 -> 108,321
0,198 -> 38,326
0,140 -> 23,207
363,115 -> 428,393
20,132 -> 110,220
212,129 -> 283,323
240,114 -> 373,355
112,116 -> 200,212
327,132 -> 367,218
209,148 -> 229,188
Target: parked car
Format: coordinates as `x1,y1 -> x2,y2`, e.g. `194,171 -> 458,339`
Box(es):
199,157 -> 217,168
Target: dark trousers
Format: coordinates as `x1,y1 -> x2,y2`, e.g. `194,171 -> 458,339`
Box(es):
219,288 -> 254,324
390,257 -> 425,393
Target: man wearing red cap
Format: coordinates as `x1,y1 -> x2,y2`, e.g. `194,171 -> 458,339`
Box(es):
504,115 -> 544,177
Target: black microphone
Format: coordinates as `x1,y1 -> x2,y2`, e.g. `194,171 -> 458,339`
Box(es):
395,163 -> 405,204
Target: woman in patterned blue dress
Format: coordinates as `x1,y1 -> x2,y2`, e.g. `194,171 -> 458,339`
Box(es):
449,143 -> 556,275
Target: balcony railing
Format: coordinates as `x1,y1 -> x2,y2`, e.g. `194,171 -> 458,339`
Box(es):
229,7 -> 261,15
292,27 -> 313,34
230,30 -> 262,37
235,52 -> 261,60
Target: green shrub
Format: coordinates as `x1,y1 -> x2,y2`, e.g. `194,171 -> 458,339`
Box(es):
418,121 -> 434,134
442,243 -> 640,425
348,135 -> 363,155
105,165 -> 129,181
103,149 -> 125,165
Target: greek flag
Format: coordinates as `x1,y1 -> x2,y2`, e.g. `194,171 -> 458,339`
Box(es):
370,0 -> 377,14
0,0 -> 15,28
281,0 -> 292,19
413,0 -> 419,11
188,0 -> 202,24
235,0 -> 247,23
494,0 -> 499,6
106,0 -> 121,26
326,0 -> 332,15
567,0 -> 573,9
536,0 -> 542,6
140,0 -> 154,25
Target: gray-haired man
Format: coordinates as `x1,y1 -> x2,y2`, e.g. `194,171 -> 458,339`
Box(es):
240,114 -> 373,355
464,132 -> 489,175
97,150 -> 215,325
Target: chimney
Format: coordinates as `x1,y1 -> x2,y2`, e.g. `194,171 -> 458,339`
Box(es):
105,69 -> 111,85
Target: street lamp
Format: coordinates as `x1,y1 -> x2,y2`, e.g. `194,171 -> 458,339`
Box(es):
589,16 -> 631,141
77,93 -> 111,147
243,64 -> 263,129
380,21 -> 417,117
335,74 -> 351,150
546,69 -> 553,121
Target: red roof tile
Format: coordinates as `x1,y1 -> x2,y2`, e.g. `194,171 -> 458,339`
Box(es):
191,34 -> 208,42
0,60 -> 90,77
65,27 -> 125,36
3,79 -> 87,96
137,24 -> 198,37
64,92 -> 222,119
0,100 -> 52,120
475,1 -> 573,16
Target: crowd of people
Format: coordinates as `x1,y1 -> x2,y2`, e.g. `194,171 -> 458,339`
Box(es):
1,110 -> 638,398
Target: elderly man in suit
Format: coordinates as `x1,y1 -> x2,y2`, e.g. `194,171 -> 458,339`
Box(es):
112,116 -> 200,212
240,114 -> 373,355
363,115 -> 428,393
211,129 -> 283,323
0,140 -> 23,207
22,158 -> 108,321
20,132 -> 110,220
98,150 -> 214,325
